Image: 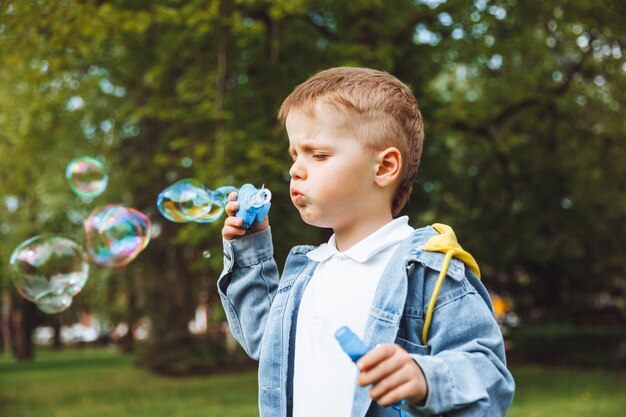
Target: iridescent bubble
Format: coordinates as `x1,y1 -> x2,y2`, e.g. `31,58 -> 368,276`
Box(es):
66,156 -> 108,198
215,185 -> 238,197
85,205 -> 151,267
10,235 -> 89,314
37,293 -> 74,314
193,191 -> 226,223
212,185 -> 238,207
157,179 -> 210,223
193,186 -> 239,222
182,192 -> 215,222
157,180 -> 238,224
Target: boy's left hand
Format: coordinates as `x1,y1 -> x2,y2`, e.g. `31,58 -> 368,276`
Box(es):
356,344 -> 428,407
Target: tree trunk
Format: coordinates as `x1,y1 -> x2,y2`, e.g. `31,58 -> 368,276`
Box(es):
119,289 -> 136,354
10,293 -> 37,361
52,314 -> 63,350
0,291 -> 5,354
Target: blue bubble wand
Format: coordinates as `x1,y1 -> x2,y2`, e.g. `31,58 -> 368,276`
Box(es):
335,326 -> 408,414
235,183 -> 272,229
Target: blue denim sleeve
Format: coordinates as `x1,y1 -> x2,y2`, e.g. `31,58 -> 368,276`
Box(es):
404,269 -> 515,417
217,228 -> 279,360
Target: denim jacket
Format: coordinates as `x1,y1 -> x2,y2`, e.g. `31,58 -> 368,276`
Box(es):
218,226 -> 515,417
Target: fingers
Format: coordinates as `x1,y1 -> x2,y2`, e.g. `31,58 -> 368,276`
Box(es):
373,379 -> 424,407
250,214 -> 270,233
222,192 -> 243,240
366,361 -> 423,406
221,191 -> 270,239
357,344 -> 402,386
225,192 -> 239,217
222,216 -> 246,240
357,344 -> 428,407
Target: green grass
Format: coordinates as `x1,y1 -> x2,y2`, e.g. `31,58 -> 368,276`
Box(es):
508,365 -> 626,417
1,348 -> 625,417
0,348 -> 258,417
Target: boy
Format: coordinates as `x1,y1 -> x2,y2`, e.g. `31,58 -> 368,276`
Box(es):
219,67 -> 515,417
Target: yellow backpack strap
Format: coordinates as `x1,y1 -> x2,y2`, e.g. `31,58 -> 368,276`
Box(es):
421,223 -> 481,345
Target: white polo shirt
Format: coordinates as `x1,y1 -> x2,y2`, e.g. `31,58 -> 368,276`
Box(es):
292,216 -> 414,417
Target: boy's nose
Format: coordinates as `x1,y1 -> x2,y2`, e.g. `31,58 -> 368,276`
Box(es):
289,161 -> 306,180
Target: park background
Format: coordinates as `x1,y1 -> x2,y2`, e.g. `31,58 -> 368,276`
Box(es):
0,0 -> 624,416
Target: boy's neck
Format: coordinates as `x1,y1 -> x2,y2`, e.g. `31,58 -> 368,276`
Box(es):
333,213 -> 394,252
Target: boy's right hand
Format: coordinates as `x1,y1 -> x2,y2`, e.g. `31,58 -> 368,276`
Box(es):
222,192 -> 270,240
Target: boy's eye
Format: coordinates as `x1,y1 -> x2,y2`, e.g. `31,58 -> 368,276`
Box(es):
312,153 -> 328,160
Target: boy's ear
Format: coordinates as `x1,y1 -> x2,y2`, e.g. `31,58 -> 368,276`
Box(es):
375,147 -> 402,187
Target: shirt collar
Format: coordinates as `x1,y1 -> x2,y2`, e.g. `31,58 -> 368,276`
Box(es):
307,216 -> 414,263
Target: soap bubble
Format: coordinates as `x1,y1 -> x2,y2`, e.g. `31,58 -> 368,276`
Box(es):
66,156 -> 108,198
85,205 -> 151,267
212,186 -> 238,207
10,235 -> 89,314
215,185 -> 238,198
37,293 -> 74,314
193,191 -> 228,223
157,179 -> 210,223
216,186 -> 238,195
157,179 -> 235,223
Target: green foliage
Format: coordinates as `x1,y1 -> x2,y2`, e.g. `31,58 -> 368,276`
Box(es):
508,324 -> 626,367
135,337 -> 244,376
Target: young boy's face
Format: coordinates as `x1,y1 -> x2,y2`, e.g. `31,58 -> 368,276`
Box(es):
286,102 -> 381,232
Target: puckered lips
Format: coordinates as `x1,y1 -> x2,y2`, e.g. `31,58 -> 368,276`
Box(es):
290,187 -> 304,205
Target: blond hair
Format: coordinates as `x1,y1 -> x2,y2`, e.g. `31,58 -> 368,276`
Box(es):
278,67 -> 424,216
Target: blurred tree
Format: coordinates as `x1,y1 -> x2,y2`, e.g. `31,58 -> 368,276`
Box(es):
0,0 -> 127,358
404,0 -> 626,320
